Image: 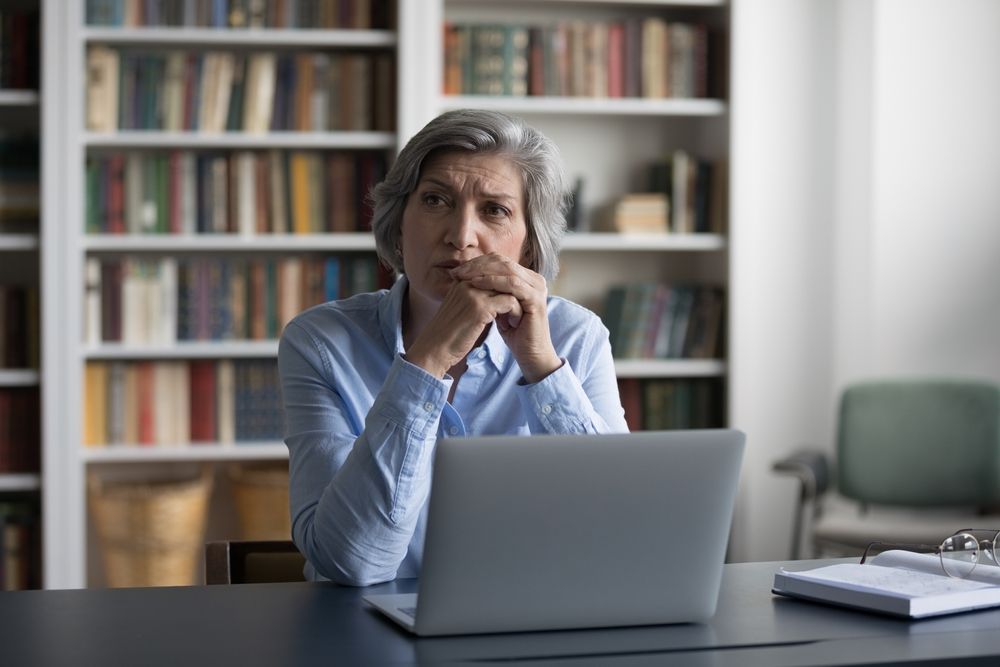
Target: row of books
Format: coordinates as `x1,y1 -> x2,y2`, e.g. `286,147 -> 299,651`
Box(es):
647,151 -> 723,235
606,152 -> 724,235
85,254 -> 392,345
603,283 -> 724,359
85,150 -> 387,235
618,378 -> 723,432
85,0 -> 393,30
86,48 -> 395,133
443,19 -> 714,99
0,135 -> 40,223
0,389 -> 40,473
0,500 -> 40,591
0,10 -> 39,90
83,359 -> 283,446
604,283 -> 723,360
0,286 -> 39,369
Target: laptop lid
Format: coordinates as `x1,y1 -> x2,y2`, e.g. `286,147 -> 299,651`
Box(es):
404,429 -> 745,636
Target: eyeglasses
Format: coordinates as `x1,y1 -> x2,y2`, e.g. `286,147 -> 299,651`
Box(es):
860,528 -> 1000,579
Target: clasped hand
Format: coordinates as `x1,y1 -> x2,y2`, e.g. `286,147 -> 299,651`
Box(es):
408,254 -> 562,384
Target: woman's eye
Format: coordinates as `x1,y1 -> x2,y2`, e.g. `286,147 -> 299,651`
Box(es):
423,193 -> 446,207
485,204 -> 510,218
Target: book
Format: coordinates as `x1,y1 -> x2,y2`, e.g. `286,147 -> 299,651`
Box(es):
83,362 -> 107,447
772,550 -> 1000,619
641,17 -> 668,98
84,258 -> 102,345
610,193 -> 669,233
86,46 -> 119,132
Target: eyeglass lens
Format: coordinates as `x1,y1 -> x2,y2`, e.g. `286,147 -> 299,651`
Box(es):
940,532 -> 979,578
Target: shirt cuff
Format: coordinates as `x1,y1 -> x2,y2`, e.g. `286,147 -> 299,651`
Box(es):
370,354 -> 453,437
518,358 -> 593,433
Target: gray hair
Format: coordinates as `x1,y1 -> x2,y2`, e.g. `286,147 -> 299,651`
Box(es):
370,109 -> 569,282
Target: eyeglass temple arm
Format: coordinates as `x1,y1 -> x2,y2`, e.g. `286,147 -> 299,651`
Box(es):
860,541 -> 942,564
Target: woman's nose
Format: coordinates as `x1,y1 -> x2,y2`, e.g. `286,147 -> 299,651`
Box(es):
444,207 -> 478,248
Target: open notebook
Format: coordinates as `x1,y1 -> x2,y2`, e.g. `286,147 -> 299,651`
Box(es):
773,550 -> 1000,618
364,429 -> 746,636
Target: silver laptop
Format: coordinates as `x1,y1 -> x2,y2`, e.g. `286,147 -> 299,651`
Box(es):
364,429 -> 745,636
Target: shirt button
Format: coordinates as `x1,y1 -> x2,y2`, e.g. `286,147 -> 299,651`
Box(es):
448,426 -> 459,435
423,402 -> 434,412
541,404 -> 553,415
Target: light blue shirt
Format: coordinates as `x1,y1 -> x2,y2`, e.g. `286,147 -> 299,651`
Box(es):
278,276 -> 628,585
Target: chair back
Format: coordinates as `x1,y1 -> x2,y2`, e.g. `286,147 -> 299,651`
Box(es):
837,380 -> 1000,507
205,540 -> 306,584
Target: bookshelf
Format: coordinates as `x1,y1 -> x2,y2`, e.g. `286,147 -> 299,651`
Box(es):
43,0 -> 405,589
0,0 -> 42,591
0,473 -> 40,492
427,0 -> 732,429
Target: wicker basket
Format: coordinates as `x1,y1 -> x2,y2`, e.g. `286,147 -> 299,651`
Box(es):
88,468 -> 213,588
229,463 -> 291,541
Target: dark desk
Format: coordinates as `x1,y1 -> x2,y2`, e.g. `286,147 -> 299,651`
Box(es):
4,561 -> 1000,666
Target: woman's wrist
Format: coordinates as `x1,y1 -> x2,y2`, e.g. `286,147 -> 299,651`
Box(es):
403,352 -> 451,379
403,348 -> 452,379
521,354 -> 564,385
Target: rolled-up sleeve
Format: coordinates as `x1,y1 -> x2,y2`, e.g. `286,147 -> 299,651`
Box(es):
517,312 -> 628,435
279,320 -> 450,586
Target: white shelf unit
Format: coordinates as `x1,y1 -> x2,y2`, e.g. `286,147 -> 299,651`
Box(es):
43,2 -> 406,589
615,359 -> 725,378
84,341 -> 280,360
82,231 -> 723,253
0,369 -> 40,386
82,27 -> 397,48
0,234 -> 39,250
428,0 -> 732,393
562,232 -> 725,252
83,232 -> 378,252
0,89 -> 40,106
440,95 -> 726,116
0,473 -> 41,492
84,131 -> 396,150
81,444 -> 287,464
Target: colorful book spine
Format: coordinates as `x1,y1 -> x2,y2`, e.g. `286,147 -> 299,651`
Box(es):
86,47 -> 394,133
86,255 -> 387,344
86,0 -> 392,30
84,150 -> 387,235
443,19 -> 714,99
81,359 -> 285,447
602,282 -> 724,360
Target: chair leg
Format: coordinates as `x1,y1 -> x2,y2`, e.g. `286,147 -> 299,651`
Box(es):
790,494 -> 804,560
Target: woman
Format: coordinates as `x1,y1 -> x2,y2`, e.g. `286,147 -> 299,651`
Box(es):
278,109 -> 627,585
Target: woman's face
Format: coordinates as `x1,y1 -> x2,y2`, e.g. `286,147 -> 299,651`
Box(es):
400,150 -> 528,309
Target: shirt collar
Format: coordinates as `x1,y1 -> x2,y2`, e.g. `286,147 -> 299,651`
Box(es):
378,275 -> 507,373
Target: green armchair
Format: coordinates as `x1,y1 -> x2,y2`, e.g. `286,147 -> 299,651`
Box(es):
773,379 -> 1000,559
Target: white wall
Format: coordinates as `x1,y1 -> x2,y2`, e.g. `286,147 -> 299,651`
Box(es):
731,0 -> 1000,562
729,0 -> 839,561
864,0 -> 1000,380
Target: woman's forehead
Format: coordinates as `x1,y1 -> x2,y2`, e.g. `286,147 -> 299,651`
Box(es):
418,151 -> 524,200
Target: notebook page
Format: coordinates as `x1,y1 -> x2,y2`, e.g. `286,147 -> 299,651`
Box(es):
870,550 -> 1000,586
784,563 -> 994,599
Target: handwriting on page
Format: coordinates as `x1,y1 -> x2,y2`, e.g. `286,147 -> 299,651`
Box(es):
872,550 -> 1000,586
794,564 -> 995,598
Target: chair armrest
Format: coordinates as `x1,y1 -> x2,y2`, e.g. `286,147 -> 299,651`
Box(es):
772,449 -> 831,502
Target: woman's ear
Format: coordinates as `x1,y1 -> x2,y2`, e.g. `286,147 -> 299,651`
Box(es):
520,235 -> 536,272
